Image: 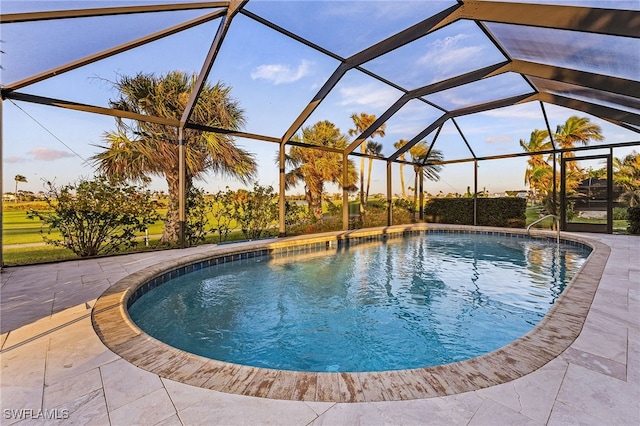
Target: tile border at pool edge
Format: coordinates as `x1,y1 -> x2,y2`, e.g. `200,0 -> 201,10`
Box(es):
91,224 -> 609,403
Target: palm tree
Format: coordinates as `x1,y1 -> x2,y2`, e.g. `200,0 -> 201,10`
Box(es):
393,139 -> 408,198
348,113 -> 385,215
554,116 -> 604,151
614,151 -> 640,206
365,141 -> 383,203
14,174 -> 27,204
520,129 -> 552,202
408,143 -> 443,213
92,71 -> 257,244
554,116 -> 604,173
284,120 -> 357,220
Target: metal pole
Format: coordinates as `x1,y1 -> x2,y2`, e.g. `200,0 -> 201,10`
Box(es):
387,161 -> 393,226
607,148 -> 613,234
560,152 -> 566,230
473,160 -> 478,226
342,153 -> 349,231
278,145 -> 286,237
552,152 -> 557,215
0,98 -> 3,268
178,127 -> 186,249
419,167 -> 424,221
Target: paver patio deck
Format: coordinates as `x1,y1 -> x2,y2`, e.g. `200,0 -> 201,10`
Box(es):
1,231 -> 638,425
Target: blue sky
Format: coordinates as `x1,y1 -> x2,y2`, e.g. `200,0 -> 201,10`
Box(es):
2,0 -> 638,196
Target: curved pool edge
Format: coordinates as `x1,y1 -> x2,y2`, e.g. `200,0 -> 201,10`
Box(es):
91,224 -> 609,402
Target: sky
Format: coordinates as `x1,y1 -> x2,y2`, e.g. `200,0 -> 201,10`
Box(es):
2,0 -> 639,197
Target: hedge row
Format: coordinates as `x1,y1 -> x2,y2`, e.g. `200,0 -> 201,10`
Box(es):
628,206 -> 640,234
423,197 -> 527,228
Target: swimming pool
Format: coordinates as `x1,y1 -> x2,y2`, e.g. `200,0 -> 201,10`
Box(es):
128,232 -> 589,372
93,225 -> 605,401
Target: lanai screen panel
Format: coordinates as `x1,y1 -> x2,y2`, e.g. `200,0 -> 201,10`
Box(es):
453,103 -> 551,158
361,19 -> 507,89
0,8 -> 222,86
243,1 -> 457,58
486,22 -> 640,81
375,100 -> 445,156
425,73 -> 533,112
15,17 -> 223,108
204,12 -> 341,137
300,69 -> 404,142
0,0 -> 207,13
480,0 -> 639,10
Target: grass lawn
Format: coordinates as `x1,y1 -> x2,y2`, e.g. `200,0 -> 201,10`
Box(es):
525,206 -> 555,229
2,210 -> 60,245
2,245 -> 78,265
1,225 -> 255,266
525,206 -> 629,232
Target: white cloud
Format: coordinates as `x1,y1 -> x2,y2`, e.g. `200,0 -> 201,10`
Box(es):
385,123 -> 427,137
4,156 -> 26,163
436,91 -> 476,109
250,60 -> 312,85
338,84 -> 399,109
417,34 -> 486,81
485,135 -> 512,143
28,147 -> 75,161
480,103 -> 544,120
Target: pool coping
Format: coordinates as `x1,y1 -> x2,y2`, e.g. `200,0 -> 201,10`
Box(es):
91,224 -> 609,402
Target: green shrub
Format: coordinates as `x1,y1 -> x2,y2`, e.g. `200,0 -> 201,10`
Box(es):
423,197 -> 526,228
231,183 -> 278,240
613,207 -> 628,220
210,187 -> 236,243
285,200 -> 307,228
627,206 -> 640,234
184,187 -> 212,246
27,176 -> 160,257
392,198 -> 416,225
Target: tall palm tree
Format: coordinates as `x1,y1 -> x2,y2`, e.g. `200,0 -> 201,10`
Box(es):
92,71 -> 257,244
547,116 -> 603,205
520,129 -> 552,202
284,120 -> 357,220
14,174 -> 27,204
348,113 -> 385,215
408,143 -> 443,212
393,139 -> 408,198
365,141 -> 383,203
554,116 -> 603,173
554,116 -> 604,151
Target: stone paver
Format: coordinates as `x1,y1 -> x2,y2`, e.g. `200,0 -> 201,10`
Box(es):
0,231 -> 638,425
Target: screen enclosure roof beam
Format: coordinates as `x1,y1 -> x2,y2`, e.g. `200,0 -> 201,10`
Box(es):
456,1 -> 639,38
0,2 -> 228,23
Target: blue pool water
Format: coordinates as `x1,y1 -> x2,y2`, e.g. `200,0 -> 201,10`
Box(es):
129,233 -> 590,372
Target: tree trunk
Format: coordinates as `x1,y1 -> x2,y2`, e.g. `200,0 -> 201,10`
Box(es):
161,173 -> 192,245
399,164 -> 406,198
366,157 -> 373,204
306,181 -> 324,221
161,175 -> 181,244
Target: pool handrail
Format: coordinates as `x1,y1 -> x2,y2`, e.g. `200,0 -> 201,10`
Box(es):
527,214 -> 560,244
